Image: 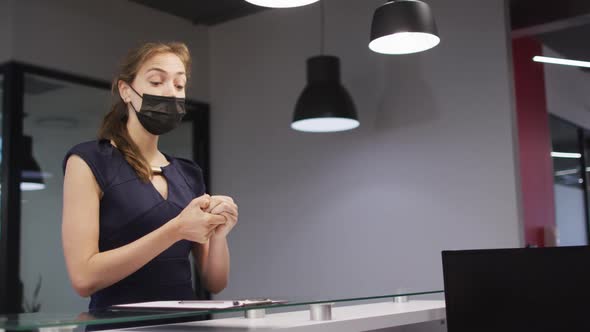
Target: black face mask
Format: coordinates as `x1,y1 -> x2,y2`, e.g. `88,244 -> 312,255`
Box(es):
128,85 -> 186,135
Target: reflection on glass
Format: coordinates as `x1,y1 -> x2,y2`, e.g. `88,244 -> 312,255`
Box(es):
21,135 -> 45,191
549,116 -> 588,246
21,74 -> 111,313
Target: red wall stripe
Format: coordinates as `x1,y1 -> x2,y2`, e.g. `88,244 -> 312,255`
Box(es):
512,37 -> 556,247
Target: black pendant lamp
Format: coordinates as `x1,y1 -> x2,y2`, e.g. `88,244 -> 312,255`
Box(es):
369,0 -> 440,55
291,1 -> 359,133
21,135 -> 45,191
292,56 -> 358,132
244,0 -> 319,8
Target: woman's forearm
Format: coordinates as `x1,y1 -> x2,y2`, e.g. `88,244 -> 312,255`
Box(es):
72,218 -> 181,297
202,236 -> 230,293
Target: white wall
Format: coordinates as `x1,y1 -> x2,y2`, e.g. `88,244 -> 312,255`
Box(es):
209,0 -> 521,304
10,0 -> 210,101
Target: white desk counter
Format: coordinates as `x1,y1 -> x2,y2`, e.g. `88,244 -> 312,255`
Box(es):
106,300 -> 446,332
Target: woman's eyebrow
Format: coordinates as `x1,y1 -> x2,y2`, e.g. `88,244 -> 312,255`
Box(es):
146,67 -> 186,76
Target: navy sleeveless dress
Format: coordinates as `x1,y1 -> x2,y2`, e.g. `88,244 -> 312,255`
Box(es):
62,139 -> 206,311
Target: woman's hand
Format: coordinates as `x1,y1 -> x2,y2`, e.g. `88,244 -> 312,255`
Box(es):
206,195 -> 238,239
173,194 -> 227,243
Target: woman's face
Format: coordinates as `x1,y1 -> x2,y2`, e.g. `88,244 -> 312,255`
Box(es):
121,52 -> 187,109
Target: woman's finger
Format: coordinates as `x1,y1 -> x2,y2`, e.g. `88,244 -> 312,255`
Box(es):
211,195 -> 234,203
220,211 -> 237,225
205,199 -> 224,213
210,202 -> 237,217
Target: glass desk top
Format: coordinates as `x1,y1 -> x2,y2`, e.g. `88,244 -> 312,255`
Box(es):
0,290 -> 443,331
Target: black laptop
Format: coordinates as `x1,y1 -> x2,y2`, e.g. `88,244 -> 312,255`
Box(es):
441,246 -> 590,332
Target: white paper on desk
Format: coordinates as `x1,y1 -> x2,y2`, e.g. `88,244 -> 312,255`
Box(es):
113,300 -> 239,310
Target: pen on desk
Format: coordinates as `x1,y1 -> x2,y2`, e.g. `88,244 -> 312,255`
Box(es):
178,300 -> 241,305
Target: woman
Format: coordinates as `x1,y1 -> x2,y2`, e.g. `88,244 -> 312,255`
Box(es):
61,41 -> 238,311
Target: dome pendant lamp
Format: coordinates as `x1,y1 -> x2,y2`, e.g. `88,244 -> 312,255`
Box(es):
245,0 -> 320,8
369,0 -> 440,55
291,2 -> 359,133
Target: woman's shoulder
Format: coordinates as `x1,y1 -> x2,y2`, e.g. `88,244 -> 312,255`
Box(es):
66,139 -> 114,157
62,139 -> 119,190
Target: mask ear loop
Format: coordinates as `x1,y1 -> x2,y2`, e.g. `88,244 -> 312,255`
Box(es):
127,83 -> 143,99
126,83 -> 143,114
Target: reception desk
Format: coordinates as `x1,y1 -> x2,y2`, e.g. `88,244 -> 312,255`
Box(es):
154,300 -> 446,332
0,290 -> 444,332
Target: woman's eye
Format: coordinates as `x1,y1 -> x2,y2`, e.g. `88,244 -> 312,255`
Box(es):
176,85 -> 185,90
150,82 -> 162,86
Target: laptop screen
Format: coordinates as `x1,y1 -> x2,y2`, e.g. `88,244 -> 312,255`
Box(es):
441,246 -> 590,332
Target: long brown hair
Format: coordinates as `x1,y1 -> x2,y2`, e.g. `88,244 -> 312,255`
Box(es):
99,41 -> 192,183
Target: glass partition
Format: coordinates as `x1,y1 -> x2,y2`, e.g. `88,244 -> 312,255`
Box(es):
549,115 -> 589,246
20,73 -> 112,314
0,64 -> 210,315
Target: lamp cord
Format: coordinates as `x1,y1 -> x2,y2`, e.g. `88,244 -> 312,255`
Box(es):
320,0 -> 325,55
